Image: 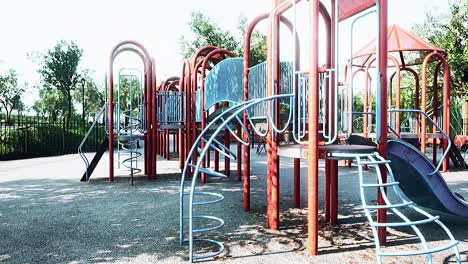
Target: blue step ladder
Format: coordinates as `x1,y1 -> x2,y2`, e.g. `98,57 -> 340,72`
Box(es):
330,151 -> 462,264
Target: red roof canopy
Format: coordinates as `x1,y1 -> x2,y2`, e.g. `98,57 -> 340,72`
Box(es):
352,24 -> 446,67
339,0 -> 375,21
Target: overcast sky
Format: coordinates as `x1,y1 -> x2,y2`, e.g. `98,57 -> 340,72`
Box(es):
0,0 -> 449,108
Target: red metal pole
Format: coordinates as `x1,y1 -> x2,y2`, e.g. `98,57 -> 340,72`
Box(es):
224,126 -> 231,177
377,0 -> 388,245
108,57 -> 115,182
266,2 -> 280,230
421,55 -> 429,154
237,125 -> 242,181
395,63 -> 401,134
166,129 -> 170,160
293,158 -> 300,208
432,62 -> 442,166
243,13 -> 269,212
442,68 -> 450,171
308,0 -> 320,255
145,58 -> 152,179
179,66 -> 186,170
442,62 -> 451,172
152,58 -> 157,180
330,159 -> 338,225
324,160 -> 330,221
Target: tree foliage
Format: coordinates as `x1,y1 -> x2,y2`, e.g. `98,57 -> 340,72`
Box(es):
114,75 -> 143,118
37,40 -> 83,124
412,0 -> 467,98
0,69 -> 25,125
73,70 -> 105,122
180,12 -> 267,66
33,84 -> 68,122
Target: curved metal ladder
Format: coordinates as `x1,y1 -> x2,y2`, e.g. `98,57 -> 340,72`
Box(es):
332,151 -> 461,264
180,95 -> 293,262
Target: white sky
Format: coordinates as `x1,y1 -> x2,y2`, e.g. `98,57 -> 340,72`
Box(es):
0,0 -> 449,109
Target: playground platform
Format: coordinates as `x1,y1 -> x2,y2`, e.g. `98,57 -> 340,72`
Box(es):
0,148 -> 466,263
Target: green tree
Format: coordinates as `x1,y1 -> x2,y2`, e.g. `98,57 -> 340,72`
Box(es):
33,84 -> 68,122
73,70 -> 105,122
180,12 -> 267,65
237,16 -> 267,66
116,75 -> 142,113
412,0 -> 467,99
37,40 -> 84,125
0,69 -> 25,125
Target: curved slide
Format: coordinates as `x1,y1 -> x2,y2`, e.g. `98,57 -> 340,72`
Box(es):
388,139 -> 468,217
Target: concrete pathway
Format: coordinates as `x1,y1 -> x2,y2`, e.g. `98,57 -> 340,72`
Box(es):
0,147 -> 466,263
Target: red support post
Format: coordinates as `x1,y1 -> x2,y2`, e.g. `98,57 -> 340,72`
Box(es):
330,159 -> 338,225
377,0 -> 389,245
224,128 -> 231,177
432,63 -> 442,166
237,125 -> 242,181
308,0 -> 320,255
243,13 -> 269,212
108,57 -> 115,182
293,158 -> 300,208
266,3 -> 281,231
324,159 -> 330,221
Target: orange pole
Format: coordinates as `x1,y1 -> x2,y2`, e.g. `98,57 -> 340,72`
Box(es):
432,62 -> 442,166
377,0 -> 388,245
307,0 -> 320,255
266,3 -> 280,230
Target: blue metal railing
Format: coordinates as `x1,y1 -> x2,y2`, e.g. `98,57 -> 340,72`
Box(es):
388,109 -> 451,175
78,103 -> 108,182
180,94 -> 293,262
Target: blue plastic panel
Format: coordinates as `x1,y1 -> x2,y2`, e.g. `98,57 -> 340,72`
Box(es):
247,61 -> 294,118
204,58 -> 244,110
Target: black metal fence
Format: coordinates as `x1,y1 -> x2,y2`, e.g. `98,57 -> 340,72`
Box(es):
0,116 -> 106,160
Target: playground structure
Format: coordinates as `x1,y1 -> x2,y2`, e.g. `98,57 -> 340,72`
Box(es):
156,76 -> 184,161
346,24 -> 467,170
176,0 -> 466,263
79,40 -> 159,183
76,1 -> 468,263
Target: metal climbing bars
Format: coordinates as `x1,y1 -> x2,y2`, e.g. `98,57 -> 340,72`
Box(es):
328,151 -> 461,264
180,95 -> 293,262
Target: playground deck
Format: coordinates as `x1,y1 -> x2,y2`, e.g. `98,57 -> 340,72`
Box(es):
0,148 -> 466,263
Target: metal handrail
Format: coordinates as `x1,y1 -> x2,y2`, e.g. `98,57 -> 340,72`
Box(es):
180,94 -> 293,262
388,109 -> 451,175
78,103 -> 107,182
344,9 -> 376,140
328,151 -> 461,264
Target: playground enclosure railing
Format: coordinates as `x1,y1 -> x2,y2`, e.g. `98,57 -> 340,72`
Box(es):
0,115 -> 106,160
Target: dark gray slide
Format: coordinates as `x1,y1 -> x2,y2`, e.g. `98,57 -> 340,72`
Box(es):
388,139 -> 468,217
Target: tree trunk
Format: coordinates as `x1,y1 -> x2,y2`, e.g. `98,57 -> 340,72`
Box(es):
6,108 -> 12,126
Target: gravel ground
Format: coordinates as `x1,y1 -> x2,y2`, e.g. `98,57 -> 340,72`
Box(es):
0,146 -> 467,264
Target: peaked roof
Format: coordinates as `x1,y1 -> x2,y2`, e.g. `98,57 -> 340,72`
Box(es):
352,24 -> 446,67
339,0 -> 376,21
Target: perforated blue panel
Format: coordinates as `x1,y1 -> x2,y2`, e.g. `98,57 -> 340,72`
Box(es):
204,58 -> 244,110
248,61 -> 294,118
